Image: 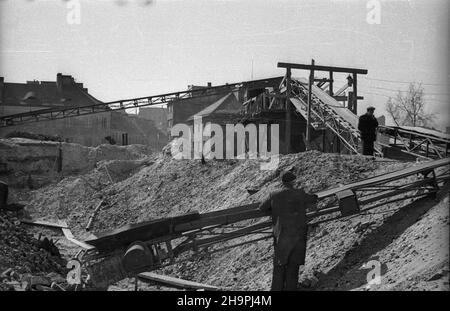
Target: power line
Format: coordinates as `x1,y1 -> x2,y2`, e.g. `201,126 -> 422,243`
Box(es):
362,76 -> 448,86
360,86 -> 450,96
360,91 -> 449,104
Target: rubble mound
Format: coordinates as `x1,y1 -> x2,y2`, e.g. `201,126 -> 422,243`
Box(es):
5,145 -> 448,291
0,210 -> 66,291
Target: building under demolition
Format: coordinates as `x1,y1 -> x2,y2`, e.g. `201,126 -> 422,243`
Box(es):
1,61 -> 449,161
0,74 -> 167,149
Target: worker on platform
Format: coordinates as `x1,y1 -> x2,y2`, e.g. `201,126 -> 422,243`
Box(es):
358,106 -> 379,156
259,171 -> 318,291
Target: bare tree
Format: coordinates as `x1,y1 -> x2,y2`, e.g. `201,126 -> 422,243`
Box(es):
385,83 -> 435,127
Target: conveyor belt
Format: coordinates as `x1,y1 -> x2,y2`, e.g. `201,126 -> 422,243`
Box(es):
80,157 -> 449,289
316,157 -> 449,198
290,78 -> 382,155
378,125 -> 450,159
84,158 -> 449,253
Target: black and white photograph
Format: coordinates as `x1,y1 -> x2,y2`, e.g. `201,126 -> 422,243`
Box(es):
0,0 -> 449,297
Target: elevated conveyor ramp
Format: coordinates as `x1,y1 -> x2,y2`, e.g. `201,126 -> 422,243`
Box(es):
290,78 -> 382,155
379,125 -> 450,159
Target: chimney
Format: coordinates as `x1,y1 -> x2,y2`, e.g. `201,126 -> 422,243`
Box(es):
56,73 -> 63,93
56,73 -> 75,93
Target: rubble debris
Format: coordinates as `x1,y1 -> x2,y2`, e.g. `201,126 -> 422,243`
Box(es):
37,237 -> 61,258
5,131 -> 62,142
0,210 -> 66,289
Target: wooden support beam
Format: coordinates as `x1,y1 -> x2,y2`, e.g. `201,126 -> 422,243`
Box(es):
352,73 -> 358,114
348,91 -> 353,111
333,95 -> 364,102
306,59 -> 315,149
329,71 -> 334,96
285,68 -> 292,154
278,62 -> 368,74
314,78 -> 331,83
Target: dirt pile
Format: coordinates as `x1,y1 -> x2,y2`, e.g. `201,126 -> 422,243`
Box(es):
21,151 -> 406,235
5,142 -> 448,291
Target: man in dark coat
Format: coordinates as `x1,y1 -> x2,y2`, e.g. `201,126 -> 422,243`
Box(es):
259,171 -> 318,291
358,106 -> 379,156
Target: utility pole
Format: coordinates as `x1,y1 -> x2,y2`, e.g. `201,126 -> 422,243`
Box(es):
306,59 -> 315,149
285,67 -> 292,154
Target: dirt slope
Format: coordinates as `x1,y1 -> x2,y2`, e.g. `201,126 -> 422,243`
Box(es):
5,142 -> 449,291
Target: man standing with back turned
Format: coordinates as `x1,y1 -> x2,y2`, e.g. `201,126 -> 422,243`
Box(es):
259,171 -> 318,291
358,106 -> 379,156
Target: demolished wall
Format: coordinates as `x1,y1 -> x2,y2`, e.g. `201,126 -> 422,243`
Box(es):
0,138 -> 152,188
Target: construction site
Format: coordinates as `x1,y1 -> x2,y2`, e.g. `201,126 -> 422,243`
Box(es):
0,59 -> 449,292
0,0 -> 449,294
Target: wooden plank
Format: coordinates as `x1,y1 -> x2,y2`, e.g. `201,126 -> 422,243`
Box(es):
333,95 -> 364,101
174,208 -> 266,233
86,200 -> 104,231
278,62 -> 368,74
62,228 -> 95,250
21,218 -> 68,229
316,157 -> 450,198
174,221 -> 271,255
138,272 -> 220,291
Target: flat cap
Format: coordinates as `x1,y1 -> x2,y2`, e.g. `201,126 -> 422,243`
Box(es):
367,106 -> 376,111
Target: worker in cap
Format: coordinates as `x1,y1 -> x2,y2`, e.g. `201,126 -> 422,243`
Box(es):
259,171 -> 318,291
358,106 -> 379,156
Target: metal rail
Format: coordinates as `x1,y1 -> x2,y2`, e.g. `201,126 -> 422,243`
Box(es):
378,125 -> 450,159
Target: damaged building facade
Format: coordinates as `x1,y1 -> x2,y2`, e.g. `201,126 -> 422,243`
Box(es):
0,74 -> 167,149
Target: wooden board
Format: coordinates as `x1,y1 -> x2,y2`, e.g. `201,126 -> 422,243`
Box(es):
62,228 -> 95,250
21,218 -> 68,229
138,272 -> 219,291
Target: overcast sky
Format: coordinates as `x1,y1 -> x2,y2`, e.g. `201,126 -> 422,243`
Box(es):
0,0 -> 449,129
